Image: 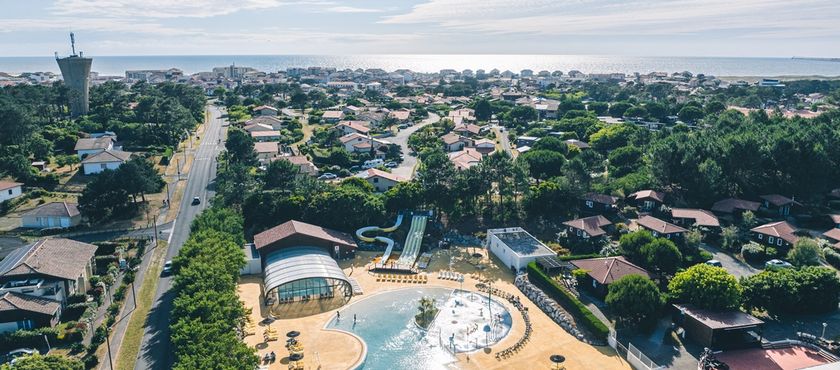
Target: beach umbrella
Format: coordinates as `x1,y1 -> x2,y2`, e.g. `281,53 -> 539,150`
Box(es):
550,354 -> 566,369
286,331 -> 300,338
289,353 -> 304,361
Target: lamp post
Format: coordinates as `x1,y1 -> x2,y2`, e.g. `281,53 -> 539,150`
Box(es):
822,322 -> 828,339
105,327 -> 114,370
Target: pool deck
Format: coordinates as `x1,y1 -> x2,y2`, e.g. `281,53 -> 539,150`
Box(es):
238,248 -> 631,370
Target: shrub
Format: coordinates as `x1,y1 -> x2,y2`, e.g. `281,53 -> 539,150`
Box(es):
742,266 -> 840,314
527,262 -> 609,341
741,242 -> 766,262
668,264 -> 742,310
824,247 -> 840,269
606,275 -> 662,328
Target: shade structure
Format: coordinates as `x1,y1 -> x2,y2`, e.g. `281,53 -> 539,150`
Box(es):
263,246 -> 353,304
287,331 -> 300,338
551,354 -> 566,363
289,353 -> 304,361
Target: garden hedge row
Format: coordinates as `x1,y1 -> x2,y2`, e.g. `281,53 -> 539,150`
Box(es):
527,262 -> 610,341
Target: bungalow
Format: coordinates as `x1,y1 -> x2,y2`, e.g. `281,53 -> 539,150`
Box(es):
637,215 -> 687,240
563,215 -> 613,240
570,256 -> 653,298
759,194 -> 801,217
711,198 -> 761,218
21,201 -> 82,229
0,181 -> 23,203
250,130 -> 282,142
389,110 -> 411,123
453,123 -> 481,137
339,133 -> 390,155
581,193 -> 619,214
474,138 -> 496,154
751,221 -> 799,249
356,168 -> 405,192
448,108 -> 476,124
670,208 -> 720,229
628,190 -> 666,212
334,120 -> 371,136
253,105 -> 279,117
74,136 -> 114,159
244,116 -> 285,130
254,142 -> 280,163
441,132 -> 473,152
322,110 -> 345,123
449,148 -> 483,171
271,155 -> 318,177
243,123 -> 275,133
0,238 -> 97,333
81,150 -> 132,175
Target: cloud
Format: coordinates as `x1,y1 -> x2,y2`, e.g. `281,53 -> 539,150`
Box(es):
50,0 -> 326,18
325,6 -> 383,13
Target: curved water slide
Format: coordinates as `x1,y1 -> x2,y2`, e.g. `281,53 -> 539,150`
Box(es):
356,214 -> 404,262
396,215 -> 428,268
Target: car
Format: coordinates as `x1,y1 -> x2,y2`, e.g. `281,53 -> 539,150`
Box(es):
191,196 -> 201,205
384,162 -> 398,168
3,348 -> 36,365
318,173 -> 338,180
765,259 -> 793,271
349,166 -> 361,172
398,124 -> 409,129
705,260 -> 723,267
162,261 -> 173,275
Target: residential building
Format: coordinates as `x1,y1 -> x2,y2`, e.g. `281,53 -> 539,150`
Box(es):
711,198 -> 761,218
485,227 -> 556,272
253,105 -> 279,116
322,110 -> 345,123
74,136 -> 114,159
243,123 -> 275,133
563,215 -> 613,240
448,148 -> 483,170
441,132 -> 473,152
389,110 -> 411,123
581,193 -> 619,214
474,138 -> 496,154
81,150 -> 132,175
570,256 -> 653,298
670,208 -> 720,229
244,116 -> 285,130
564,139 -> 590,150
272,156 -> 318,178
759,194 -> 801,217
20,202 -> 81,229
0,181 -> 23,203
339,133 -> 391,156
355,168 -> 405,192
628,190 -> 666,212
751,221 -> 799,249
823,215 -> 840,247
250,130 -> 282,142
254,142 -> 280,163
673,304 -> 764,350
516,136 -> 539,147
453,123 -> 481,137
0,238 -> 97,333
637,215 -> 688,240
334,121 -> 371,135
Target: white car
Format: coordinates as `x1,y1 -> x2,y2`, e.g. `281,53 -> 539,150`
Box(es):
384,162 -> 398,168
765,259 -> 793,271
4,348 -> 36,365
318,173 -> 338,180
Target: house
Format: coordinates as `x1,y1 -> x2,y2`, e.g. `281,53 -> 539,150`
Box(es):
243,123 -> 275,133
516,136 -> 539,147
672,304 -> 764,350
711,198 -> 761,218
389,110 -> 411,123
74,136 -> 115,159
253,105 -> 279,117
474,138 -> 495,154
81,150 -> 132,175
334,121 -> 371,135
670,208 -> 720,229
355,168 -> 405,192
581,193 -> 619,214
0,181 -> 23,203
751,221 -> 799,249
441,132 -> 473,152
637,215 -> 687,240
628,190 -> 666,212
570,256 -> 653,298
250,130 -> 282,142
0,238 -> 97,333
244,116 -> 285,130
321,110 -> 345,123
272,156 -> 318,177
254,142 -> 280,163
448,108 -> 476,124
485,227 -> 556,272
564,139 -> 590,150
449,148 -> 483,170
20,202 -> 82,229
339,133 -> 391,156
823,215 -> 840,247
563,215 -> 613,240
453,123 -> 481,137
759,194 -> 801,217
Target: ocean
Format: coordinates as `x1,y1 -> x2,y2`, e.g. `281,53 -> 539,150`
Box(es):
2,55 -> 840,77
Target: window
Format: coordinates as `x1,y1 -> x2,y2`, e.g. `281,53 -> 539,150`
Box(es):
373,178 -> 379,183
17,320 -> 33,330
7,189 -> 11,195
586,200 -> 594,208
777,238 -> 783,246
758,234 -> 763,240
100,164 -> 107,169
768,236 -> 775,244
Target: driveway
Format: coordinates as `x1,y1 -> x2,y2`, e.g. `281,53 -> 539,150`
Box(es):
700,243 -> 759,278
389,112 -> 440,179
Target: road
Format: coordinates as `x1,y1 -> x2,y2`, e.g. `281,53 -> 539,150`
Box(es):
389,112 -> 440,179
133,104 -> 227,370
492,124 -> 514,157
700,243 -> 758,278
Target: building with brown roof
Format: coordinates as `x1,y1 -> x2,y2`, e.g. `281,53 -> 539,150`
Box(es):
321,110 -> 345,123
637,215 -> 688,240
441,132 -> 473,152
570,256 -> 653,297
581,193 -> 619,214
448,147 -> 483,170
563,215 -> 613,239
751,221 -> 799,249
21,201 -> 81,229
0,180 -> 23,203
670,208 -> 721,228
253,105 -> 279,116
711,198 -> 761,217
0,292 -> 62,333
628,190 -> 666,212
759,194 -> 802,217
81,149 -> 132,175
355,168 -> 405,192
334,120 -> 371,135
673,304 -> 764,350
253,220 -> 357,258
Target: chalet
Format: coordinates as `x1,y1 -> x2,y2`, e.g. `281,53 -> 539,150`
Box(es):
0,238 -> 97,333
563,215 -> 613,240
581,193 -> 618,214
81,150 -> 132,175
355,168 -> 405,192
751,221 -> 799,249
334,121 -> 371,135
322,110 -> 345,123
253,105 -> 279,117
74,136 -> 115,159
759,194 -> 801,217
570,256 -> 653,298
711,198 -> 761,218
0,181 -> 23,203
670,208 -> 720,229
441,132 -> 473,152
628,190 -> 666,212
250,130 -> 282,142
20,202 -> 82,229
637,215 -> 687,240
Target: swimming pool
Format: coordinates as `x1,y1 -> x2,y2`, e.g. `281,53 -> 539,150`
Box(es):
326,287 -> 513,370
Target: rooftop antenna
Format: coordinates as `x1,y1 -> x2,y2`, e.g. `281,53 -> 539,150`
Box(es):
70,32 -> 76,56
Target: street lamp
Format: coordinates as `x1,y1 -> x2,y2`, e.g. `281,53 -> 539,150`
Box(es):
822,322 -> 828,339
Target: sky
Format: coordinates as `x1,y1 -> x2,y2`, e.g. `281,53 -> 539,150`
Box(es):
2,0 -> 840,57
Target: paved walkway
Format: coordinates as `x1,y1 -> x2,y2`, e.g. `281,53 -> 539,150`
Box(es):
390,112 -> 440,179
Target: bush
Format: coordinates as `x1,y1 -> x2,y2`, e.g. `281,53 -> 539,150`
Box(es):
824,247 -> 840,269
0,327 -> 83,352
527,262 -> 610,341
558,253 -> 603,261
66,293 -> 88,305
741,242 -> 766,262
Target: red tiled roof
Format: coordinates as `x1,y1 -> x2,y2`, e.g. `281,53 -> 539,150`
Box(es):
670,208 -> 720,228
336,121 -> 370,134
629,190 -> 666,203
570,256 -> 652,285
254,142 -> 279,153
711,198 -> 761,213
0,180 -> 22,191
563,215 -> 612,237
253,220 -> 356,251
751,221 -> 799,244
637,215 -> 687,234
823,228 -> 840,243
358,168 -> 405,183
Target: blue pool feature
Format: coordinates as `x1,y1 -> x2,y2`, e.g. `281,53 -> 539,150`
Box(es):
326,287 -> 513,369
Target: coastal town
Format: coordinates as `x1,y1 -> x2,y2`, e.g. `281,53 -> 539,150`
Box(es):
3,45 -> 840,370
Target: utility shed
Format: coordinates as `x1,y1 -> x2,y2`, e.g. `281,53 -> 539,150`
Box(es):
486,227 -> 555,272
673,304 -> 764,350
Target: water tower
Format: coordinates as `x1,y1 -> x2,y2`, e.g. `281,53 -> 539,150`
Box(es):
55,33 -> 92,117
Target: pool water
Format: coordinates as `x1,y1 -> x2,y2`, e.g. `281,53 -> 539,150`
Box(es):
326,287 -> 513,370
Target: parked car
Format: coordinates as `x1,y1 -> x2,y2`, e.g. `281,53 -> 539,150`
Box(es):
705,260 -> 723,267
3,348 -> 36,365
191,196 -> 201,205
318,173 -> 338,180
765,259 -> 793,271
162,260 -> 173,275
362,159 -> 384,169
349,165 -> 361,172
384,162 -> 398,168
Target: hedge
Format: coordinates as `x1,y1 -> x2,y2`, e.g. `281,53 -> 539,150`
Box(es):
558,253 -> 603,261
0,326 -> 84,352
527,262 -> 610,341
824,247 -> 840,269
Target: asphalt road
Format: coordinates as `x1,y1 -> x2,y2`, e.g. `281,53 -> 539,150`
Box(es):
133,104 -> 226,370
492,124 -> 514,156
389,112 -> 439,179
700,243 -> 758,278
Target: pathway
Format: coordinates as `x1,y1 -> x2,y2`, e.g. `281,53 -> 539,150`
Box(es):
390,112 -> 440,179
